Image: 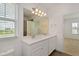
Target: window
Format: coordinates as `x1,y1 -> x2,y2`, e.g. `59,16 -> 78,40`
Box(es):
0,3 -> 16,38
72,23 -> 79,34
0,4 -> 5,17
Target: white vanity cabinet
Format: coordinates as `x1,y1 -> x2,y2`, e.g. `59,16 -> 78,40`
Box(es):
31,40 -> 48,56
48,36 -> 56,55
22,39 -> 48,56
22,35 -> 56,56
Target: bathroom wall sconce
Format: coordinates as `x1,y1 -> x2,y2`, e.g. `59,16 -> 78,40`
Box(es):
32,8 -> 47,17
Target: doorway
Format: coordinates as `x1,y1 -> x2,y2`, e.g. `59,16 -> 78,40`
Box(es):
64,12 -> 79,56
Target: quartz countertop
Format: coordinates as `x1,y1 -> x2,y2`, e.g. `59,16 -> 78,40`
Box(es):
22,34 -> 57,45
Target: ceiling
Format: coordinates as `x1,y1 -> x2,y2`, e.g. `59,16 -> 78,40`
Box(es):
23,8 -> 34,18
23,3 -> 79,19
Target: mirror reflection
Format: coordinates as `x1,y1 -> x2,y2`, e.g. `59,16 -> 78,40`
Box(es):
23,8 -> 49,37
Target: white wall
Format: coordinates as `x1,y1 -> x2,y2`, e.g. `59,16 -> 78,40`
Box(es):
47,4 -> 79,51
0,4 -> 22,56
64,17 -> 79,39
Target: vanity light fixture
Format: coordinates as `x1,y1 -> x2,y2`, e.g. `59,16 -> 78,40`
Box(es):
32,11 -> 34,14
32,8 -> 47,17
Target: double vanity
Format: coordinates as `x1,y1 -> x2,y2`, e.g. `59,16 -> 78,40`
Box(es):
22,34 -> 57,56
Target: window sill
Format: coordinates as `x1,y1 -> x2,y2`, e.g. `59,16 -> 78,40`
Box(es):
0,36 -> 17,40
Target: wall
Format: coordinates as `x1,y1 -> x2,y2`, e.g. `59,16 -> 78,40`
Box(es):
46,4 -> 79,51
64,16 -> 79,40
0,4 -> 22,56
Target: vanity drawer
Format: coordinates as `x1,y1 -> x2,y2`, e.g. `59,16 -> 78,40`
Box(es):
31,42 -> 42,50
31,40 -> 48,50
30,40 -> 48,56
31,46 -> 42,56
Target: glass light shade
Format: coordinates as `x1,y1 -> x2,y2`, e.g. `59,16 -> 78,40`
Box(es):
38,14 -> 40,16
35,13 -> 37,15
32,11 -> 34,14
35,9 -> 38,12
40,15 -> 43,16
42,12 -> 44,14
39,10 -> 41,13
44,13 -> 46,16
32,8 -> 47,17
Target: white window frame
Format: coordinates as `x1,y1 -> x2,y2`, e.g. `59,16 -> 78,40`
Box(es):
72,23 -> 79,34
0,3 -> 18,39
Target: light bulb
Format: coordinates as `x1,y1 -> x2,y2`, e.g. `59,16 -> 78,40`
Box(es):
40,15 -> 43,16
35,9 -> 38,12
32,11 -> 34,14
39,10 -> 41,13
38,14 -> 40,16
35,13 -> 37,15
44,13 -> 46,16
42,12 -> 44,14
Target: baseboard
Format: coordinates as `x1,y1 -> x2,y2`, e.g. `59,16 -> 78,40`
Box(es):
49,49 -> 56,56
48,48 -> 72,56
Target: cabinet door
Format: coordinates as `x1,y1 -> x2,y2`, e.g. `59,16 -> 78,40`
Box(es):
31,40 -> 48,56
31,46 -> 42,56
31,42 -> 42,56
6,4 -> 16,19
41,40 -> 48,56
0,4 -> 5,17
48,36 -> 56,54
